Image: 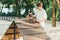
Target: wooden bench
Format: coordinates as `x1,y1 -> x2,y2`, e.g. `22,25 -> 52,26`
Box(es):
1,21 -> 22,40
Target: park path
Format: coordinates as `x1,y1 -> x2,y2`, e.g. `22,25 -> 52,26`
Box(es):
0,19 -> 60,40
44,21 -> 60,40
0,20 -> 49,40
15,20 -> 50,40
15,19 -> 60,40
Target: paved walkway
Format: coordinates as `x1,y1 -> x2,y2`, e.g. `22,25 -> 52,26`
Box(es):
0,19 -> 60,40
44,21 -> 60,40
15,19 -> 60,40
15,20 -> 50,40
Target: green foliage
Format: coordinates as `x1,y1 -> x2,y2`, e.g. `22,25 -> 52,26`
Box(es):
0,0 -> 15,5
0,0 -> 60,21
21,0 -> 36,17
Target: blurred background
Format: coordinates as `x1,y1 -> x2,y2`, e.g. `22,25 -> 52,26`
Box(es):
0,0 -> 60,21
0,0 -> 60,40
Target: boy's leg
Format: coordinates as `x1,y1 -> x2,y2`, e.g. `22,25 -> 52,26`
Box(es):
39,21 -> 45,28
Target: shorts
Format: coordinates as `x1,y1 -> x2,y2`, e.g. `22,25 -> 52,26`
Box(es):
39,21 -> 45,28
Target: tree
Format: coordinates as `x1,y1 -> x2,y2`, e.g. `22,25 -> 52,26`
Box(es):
15,0 -> 21,18
22,0 -> 35,17
52,0 -> 56,27
0,0 -> 60,21
0,0 -> 21,18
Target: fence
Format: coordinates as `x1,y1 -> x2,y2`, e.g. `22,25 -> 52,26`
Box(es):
0,16 -> 19,21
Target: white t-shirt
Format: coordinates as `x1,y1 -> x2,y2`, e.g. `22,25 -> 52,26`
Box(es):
34,8 -> 47,22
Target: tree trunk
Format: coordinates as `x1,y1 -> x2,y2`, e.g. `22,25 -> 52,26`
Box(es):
52,0 -> 56,27
15,0 -> 21,18
56,0 -> 60,8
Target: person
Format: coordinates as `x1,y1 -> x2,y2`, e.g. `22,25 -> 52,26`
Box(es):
26,12 -> 36,23
34,2 -> 47,28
